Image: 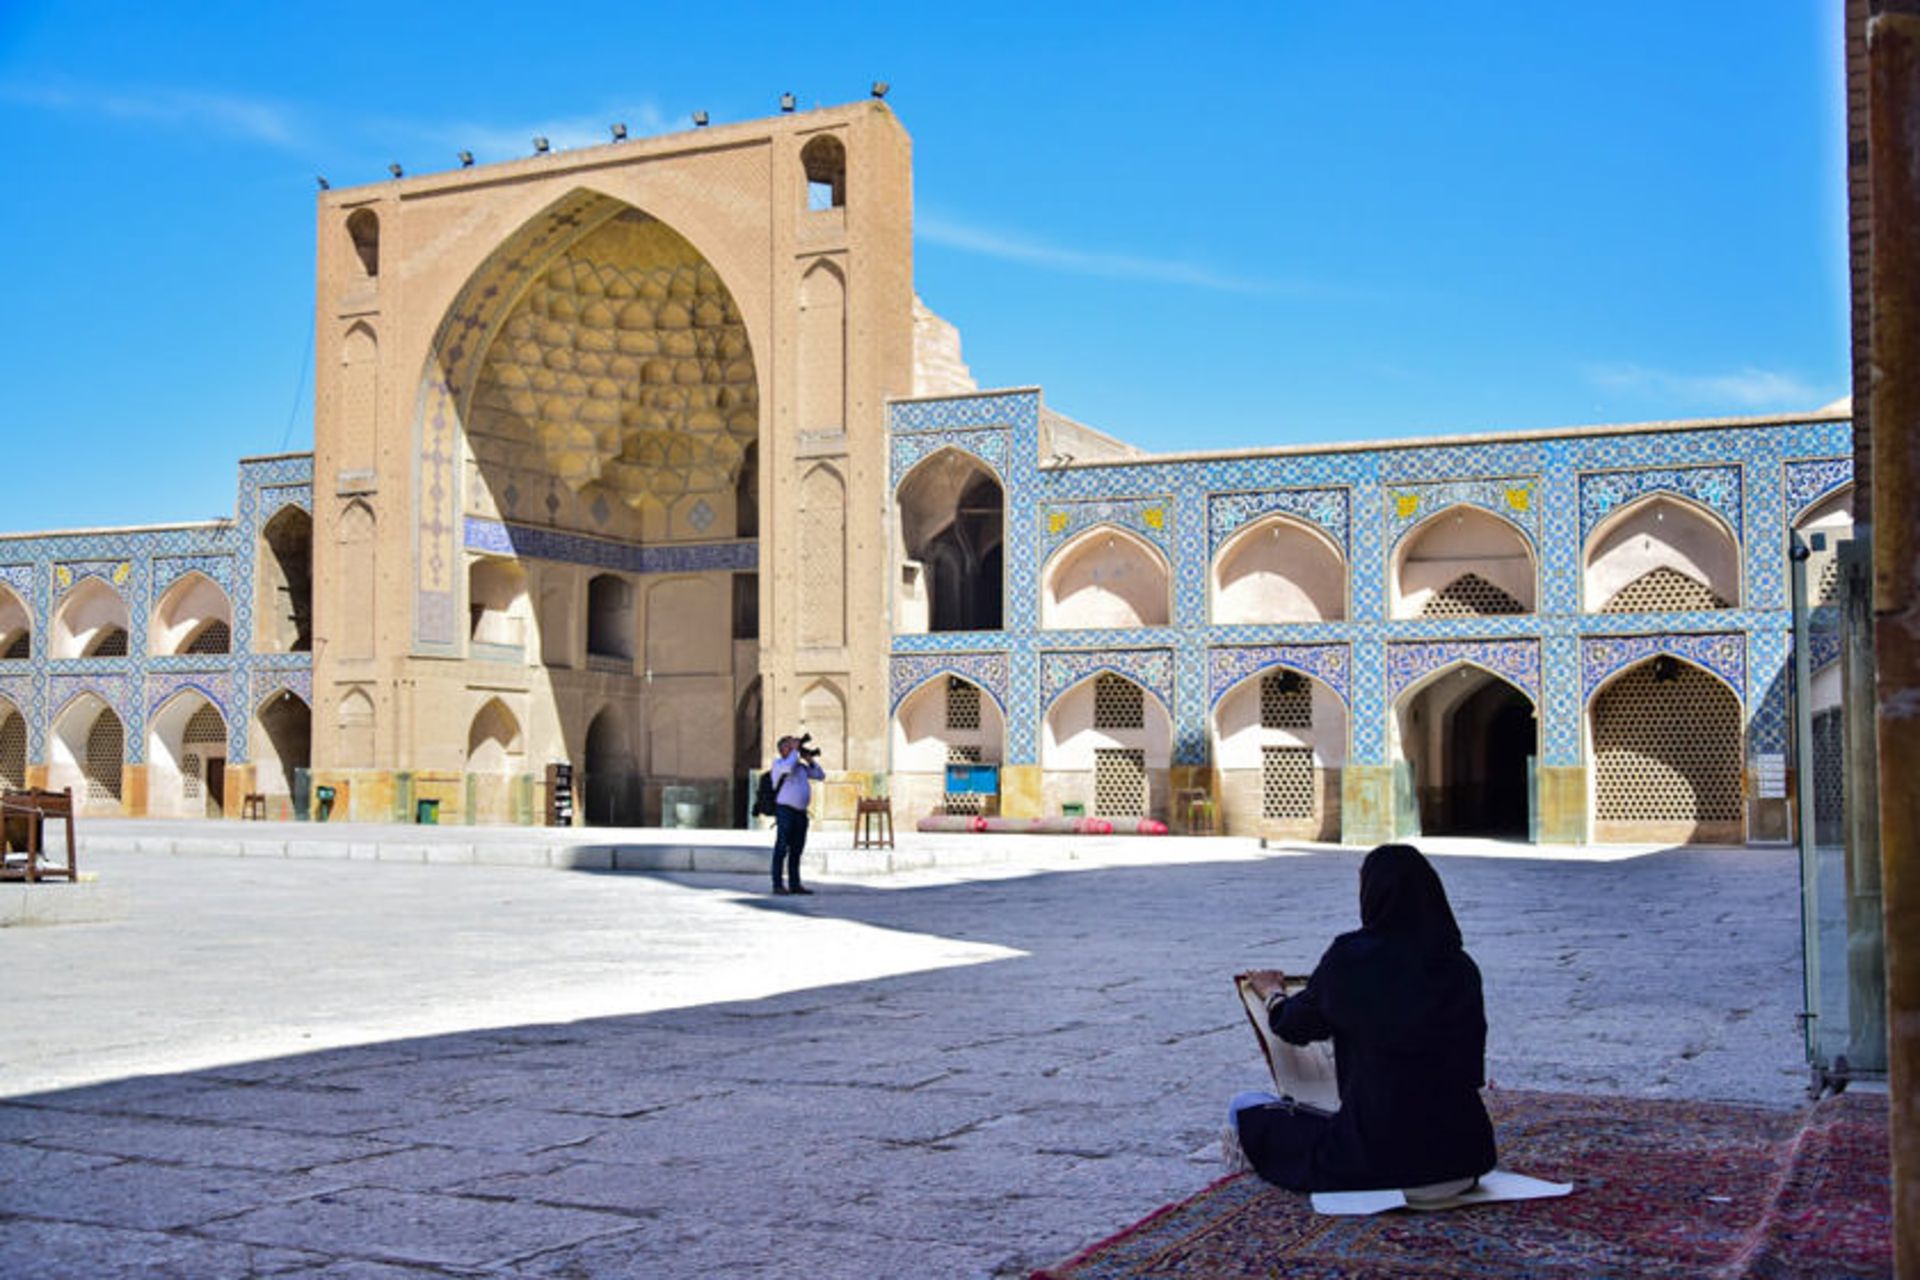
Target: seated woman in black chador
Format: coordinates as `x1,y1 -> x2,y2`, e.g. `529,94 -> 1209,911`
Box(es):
1229,843 -> 1497,1194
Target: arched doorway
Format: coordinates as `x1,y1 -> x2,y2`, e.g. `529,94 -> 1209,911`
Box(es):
1042,672 -> 1172,820
50,695 -> 124,815
1394,667 -> 1536,838
150,693 -> 228,818
895,449 -> 1004,633
584,706 -> 639,827
254,690 -> 311,819
1211,668 -> 1349,838
1042,527 -> 1172,629
891,675 -> 1007,820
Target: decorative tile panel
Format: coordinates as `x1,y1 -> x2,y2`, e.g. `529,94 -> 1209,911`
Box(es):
1579,464 -> 1743,542
888,651 -> 1011,714
1580,632 -> 1747,703
1038,648 -> 1174,716
1383,477 -> 1541,549
1386,639 -> 1542,703
1038,497 -> 1174,560
890,429 -> 1010,488
1208,644 -> 1351,707
1784,457 -> 1854,522
465,517 -> 756,575
1207,488 -> 1350,555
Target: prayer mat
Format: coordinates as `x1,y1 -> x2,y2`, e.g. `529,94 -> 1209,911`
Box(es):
1031,1089 -> 1889,1279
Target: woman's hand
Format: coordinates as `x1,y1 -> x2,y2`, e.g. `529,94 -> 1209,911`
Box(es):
1244,968 -> 1290,1003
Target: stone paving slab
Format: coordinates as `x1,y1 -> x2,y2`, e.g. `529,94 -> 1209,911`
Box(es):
0,839 -> 1816,1277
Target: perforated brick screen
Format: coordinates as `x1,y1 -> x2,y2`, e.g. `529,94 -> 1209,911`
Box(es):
1419,573 -> 1525,618
1600,566 -> 1729,613
0,712 -> 24,791
1092,673 -> 1145,730
1260,673 -> 1312,729
1261,746 -> 1315,820
1093,747 -> 1147,817
84,711 -> 123,804
945,678 -> 980,731
1592,663 -> 1742,823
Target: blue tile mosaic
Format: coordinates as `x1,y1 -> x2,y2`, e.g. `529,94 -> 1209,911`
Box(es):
888,651 -> 1011,715
1386,639 -> 1543,704
1207,488 -> 1349,556
1382,477 -> 1541,550
465,516 -> 757,575
1783,457 -> 1854,521
1579,464 -> 1743,543
1208,644 -> 1350,707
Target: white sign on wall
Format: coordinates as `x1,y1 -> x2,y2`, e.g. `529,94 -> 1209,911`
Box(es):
1754,753 -> 1787,799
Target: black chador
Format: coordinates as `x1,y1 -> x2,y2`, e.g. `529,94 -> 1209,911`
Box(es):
1237,844 -> 1498,1191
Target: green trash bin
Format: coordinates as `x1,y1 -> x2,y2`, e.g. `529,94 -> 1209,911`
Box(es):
416,798 -> 440,825
1062,801 -> 1086,818
314,785 -> 335,822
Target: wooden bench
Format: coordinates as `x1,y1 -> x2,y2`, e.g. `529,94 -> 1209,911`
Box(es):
1,787 -> 77,882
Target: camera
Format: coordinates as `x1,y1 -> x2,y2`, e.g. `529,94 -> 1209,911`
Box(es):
795,732 -> 822,762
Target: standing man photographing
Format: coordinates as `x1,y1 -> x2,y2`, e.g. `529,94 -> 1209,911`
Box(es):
770,733 -> 826,896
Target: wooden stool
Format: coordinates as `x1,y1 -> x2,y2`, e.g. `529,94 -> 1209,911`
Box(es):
242,793 -> 267,820
853,797 -> 894,850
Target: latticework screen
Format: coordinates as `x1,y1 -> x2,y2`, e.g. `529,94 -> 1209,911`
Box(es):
181,705 -> 225,801
1815,556 -> 1841,607
945,678 -> 981,731
1600,566 -> 1729,613
184,620 -> 233,654
1093,747 -> 1147,817
84,711 -> 123,804
1592,664 -> 1741,823
946,743 -> 983,815
1812,708 -> 1845,847
1420,573 -> 1525,617
88,628 -> 129,657
0,712 -> 24,791
1093,673 -> 1145,730
1260,673 -> 1312,729
1261,746 -> 1315,820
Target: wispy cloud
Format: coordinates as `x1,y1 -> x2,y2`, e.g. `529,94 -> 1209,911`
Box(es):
1584,362 -> 1824,411
1,79 -> 296,146
400,103 -> 674,162
917,212 -> 1278,295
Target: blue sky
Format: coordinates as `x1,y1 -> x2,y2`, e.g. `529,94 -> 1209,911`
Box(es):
0,1 -> 1848,530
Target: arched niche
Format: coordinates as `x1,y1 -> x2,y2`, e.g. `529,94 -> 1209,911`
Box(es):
891,675 -> 1006,819
0,584 -> 30,660
336,686 -> 375,767
1211,516 -> 1347,624
467,697 -> 523,775
346,208 -> 379,278
583,705 -> 640,826
253,689 -> 311,814
1391,664 -> 1537,837
895,448 -> 1004,634
0,697 -> 25,791
798,680 -> 847,771
336,500 -> 376,660
1042,672 -> 1171,819
49,694 -> 123,814
1042,527 -> 1171,630
1211,668 -> 1348,837
798,464 -> 847,648
586,574 -> 634,666
151,573 -> 234,656
1393,506 -> 1535,619
1587,654 -> 1743,843
149,692 -> 228,818
258,505 -> 313,652
1794,483 -> 1854,609
798,260 -> 846,433
801,134 -> 847,210
468,555 -> 529,653
1584,494 -> 1740,613
52,578 -> 131,659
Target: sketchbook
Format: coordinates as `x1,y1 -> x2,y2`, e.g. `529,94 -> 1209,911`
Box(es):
1234,970 -> 1341,1113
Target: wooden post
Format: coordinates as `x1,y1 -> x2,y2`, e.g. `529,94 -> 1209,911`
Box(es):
1867,9 -> 1920,1275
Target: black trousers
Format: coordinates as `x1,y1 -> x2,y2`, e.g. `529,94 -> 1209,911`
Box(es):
772,804 -> 810,888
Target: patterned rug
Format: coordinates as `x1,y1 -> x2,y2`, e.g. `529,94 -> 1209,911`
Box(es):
1032,1089 -> 1889,1279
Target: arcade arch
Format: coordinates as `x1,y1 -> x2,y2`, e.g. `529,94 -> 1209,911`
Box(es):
1042,527 -> 1171,630
1042,672 -> 1171,820
0,698 -> 24,791
0,584 -> 29,659
1588,655 -> 1743,843
49,694 -> 123,813
53,578 -> 131,658
1212,668 -> 1347,837
1211,516 -> 1346,623
258,505 -> 313,652
149,692 -> 228,818
891,675 -> 1006,819
1392,665 -> 1537,837
1584,495 -> 1739,613
896,449 -> 1004,633
151,573 -> 233,656
1392,507 -> 1535,619
468,556 -> 530,653
583,705 -> 640,826
253,689 -> 311,816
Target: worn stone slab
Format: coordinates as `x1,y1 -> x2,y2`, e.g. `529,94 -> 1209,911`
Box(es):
0,879 -> 127,926
0,1144 -> 339,1231
197,1187 -> 635,1269
0,1218 -> 323,1280
310,1144 -> 571,1194
366,1105 -> 608,1155
17,1111 -> 403,1172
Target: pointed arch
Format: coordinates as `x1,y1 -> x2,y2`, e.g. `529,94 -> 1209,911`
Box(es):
52,577 -> 132,659
258,503 -> 313,653
891,674 -> 1007,818
1211,514 -> 1347,623
0,583 -> 30,660
336,499 -> 376,659
1587,654 -> 1744,842
0,696 -> 26,791
346,207 -> 379,278
149,690 -> 229,818
1211,666 -> 1349,838
1042,525 -> 1171,629
895,446 -> 1004,634
336,686 -> 375,767
583,703 -> 638,826
1584,492 -> 1740,612
1042,671 -> 1173,818
1392,504 -> 1536,619
151,571 -> 234,656
798,679 -> 847,771
798,259 -> 846,433
49,694 -> 123,814
252,687 -> 311,812
798,464 -> 847,648
466,697 -> 523,775
1392,661 -> 1538,838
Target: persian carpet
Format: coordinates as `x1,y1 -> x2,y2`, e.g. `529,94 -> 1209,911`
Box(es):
1031,1089 -> 1889,1279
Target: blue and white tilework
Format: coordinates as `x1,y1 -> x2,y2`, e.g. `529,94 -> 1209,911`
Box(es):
1208,645 -> 1350,707
0,453 -> 313,769
465,516 -> 757,575
1038,648 -> 1175,716
1037,497 -> 1175,562
887,391 -> 1850,786
888,651 -> 1010,715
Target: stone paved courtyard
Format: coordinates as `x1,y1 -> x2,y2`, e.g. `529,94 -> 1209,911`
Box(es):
0,835 -> 1809,1277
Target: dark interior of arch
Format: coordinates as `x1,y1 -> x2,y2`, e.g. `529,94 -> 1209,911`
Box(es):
901,458 -> 1004,632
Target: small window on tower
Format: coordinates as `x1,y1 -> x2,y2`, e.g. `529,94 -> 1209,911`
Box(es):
801,135 -> 846,211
